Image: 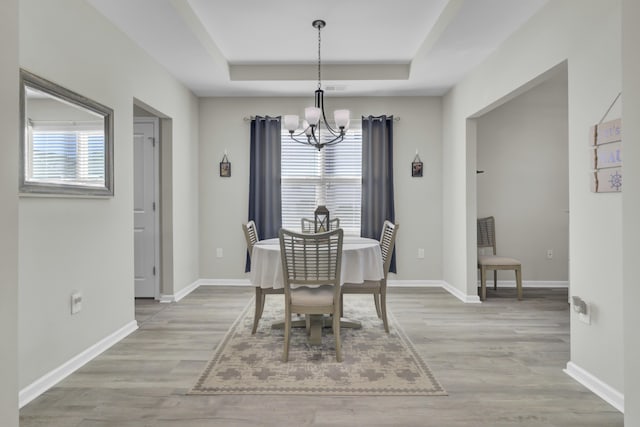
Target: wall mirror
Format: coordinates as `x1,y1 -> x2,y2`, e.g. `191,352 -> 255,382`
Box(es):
20,69 -> 114,196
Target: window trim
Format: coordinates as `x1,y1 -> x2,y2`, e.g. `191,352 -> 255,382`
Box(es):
19,69 -> 114,197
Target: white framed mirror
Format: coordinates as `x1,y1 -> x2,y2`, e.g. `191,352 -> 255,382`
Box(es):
19,69 -> 114,196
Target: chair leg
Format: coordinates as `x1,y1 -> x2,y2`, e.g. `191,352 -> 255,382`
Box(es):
252,287 -> 263,334
333,308 -> 342,362
380,290 -> 389,333
480,267 -> 487,301
493,270 -> 498,290
515,267 -> 523,301
373,293 -> 382,318
283,306 -> 291,362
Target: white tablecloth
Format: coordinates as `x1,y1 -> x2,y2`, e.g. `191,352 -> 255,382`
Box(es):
250,236 -> 384,289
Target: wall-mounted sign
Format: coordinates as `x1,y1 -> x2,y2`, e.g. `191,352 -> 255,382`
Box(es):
591,118 -> 622,193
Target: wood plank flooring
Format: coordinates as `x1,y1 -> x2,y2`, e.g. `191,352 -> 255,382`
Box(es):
20,286 -> 623,426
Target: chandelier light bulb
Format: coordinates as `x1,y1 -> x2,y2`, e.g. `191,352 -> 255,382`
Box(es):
284,115 -> 299,132
334,109 -> 350,129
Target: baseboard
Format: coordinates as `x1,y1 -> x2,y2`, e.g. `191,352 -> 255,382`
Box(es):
386,279 -> 443,288
477,280 -> 569,288
198,278 -> 252,286
564,361 -> 624,413
441,281 -> 482,303
19,320 -> 138,409
160,279 -> 201,303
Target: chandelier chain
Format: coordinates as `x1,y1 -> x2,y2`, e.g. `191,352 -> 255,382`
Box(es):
317,23 -> 322,89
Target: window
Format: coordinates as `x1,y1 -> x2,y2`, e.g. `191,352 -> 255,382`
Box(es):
27,121 -> 105,186
281,126 -> 362,235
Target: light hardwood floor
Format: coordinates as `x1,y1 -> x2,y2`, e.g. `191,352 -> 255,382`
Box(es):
20,286 -> 623,426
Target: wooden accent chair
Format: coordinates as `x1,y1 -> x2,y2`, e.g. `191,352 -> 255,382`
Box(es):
341,220 -> 399,333
242,221 -> 283,334
477,216 -> 522,301
301,217 -> 340,233
279,228 -> 344,362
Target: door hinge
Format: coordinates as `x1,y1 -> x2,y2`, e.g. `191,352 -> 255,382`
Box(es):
152,201 -> 156,211
150,136 -> 156,147
153,266 -> 156,276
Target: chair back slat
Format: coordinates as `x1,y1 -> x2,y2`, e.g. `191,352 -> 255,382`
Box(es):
279,228 -> 343,290
242,220 -> 259,259
379,220 -> 399,278
477,216 -> 496,255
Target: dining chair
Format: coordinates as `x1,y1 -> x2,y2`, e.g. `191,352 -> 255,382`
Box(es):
477,216 -> 522,301
301,217 -> 340,233
279,228 -> 344,362
341,220 -> 399,333
242,220 -> 284,334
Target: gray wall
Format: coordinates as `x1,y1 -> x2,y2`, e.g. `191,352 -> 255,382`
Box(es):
18,0 -> 200,391
443,0 -> 623,404
622,0 -> 640,422
476,70 -> 569,283
0,0 -> 19,423
198,97 -> 443,281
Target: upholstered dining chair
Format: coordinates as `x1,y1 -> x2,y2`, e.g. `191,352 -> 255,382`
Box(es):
279,228 -> 344,362
242,221 -> 284,334
341,220 -> 399,333
301,217 -> 340,233
477,216 -> 522,301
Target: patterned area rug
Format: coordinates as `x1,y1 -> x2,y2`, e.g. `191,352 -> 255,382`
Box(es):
189,295 -> 447,396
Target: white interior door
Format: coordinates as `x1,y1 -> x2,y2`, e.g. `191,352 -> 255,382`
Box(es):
134,119 -> 159,298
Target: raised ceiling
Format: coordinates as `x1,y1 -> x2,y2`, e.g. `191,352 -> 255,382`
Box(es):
87,0 -> 548,97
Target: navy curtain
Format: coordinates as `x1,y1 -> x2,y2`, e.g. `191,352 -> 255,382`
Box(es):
246,116 -> 282,272
361,115 -> 396,273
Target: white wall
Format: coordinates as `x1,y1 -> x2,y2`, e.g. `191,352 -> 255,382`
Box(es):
0,0 -> 19,423
198,97 -> 442,281
476,70 -> 569,283
622,0 -> 640,422
18,0 -> 199,391
443,0 -> 623,401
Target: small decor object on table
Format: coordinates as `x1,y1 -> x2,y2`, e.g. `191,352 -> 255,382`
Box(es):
314,204 -> 330,233
220,153 -> 231,177
412,152 -> 423,177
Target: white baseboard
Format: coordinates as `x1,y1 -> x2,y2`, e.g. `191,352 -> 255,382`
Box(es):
160,279 -> 201,303
19,320 -> 138,409
198,278 -> 252,286
564,361 -> 624,413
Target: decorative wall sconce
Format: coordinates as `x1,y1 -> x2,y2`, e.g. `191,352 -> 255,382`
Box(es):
412,151 -> 423,177
220,152 -> 231,177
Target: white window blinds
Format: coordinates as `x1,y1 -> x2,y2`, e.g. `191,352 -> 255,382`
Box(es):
281,126 -> 362,235
27,121 -> 105,187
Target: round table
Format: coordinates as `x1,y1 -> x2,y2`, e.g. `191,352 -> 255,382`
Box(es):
250,236 -> 384,289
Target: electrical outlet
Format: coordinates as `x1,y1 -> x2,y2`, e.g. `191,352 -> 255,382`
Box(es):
417,248 -> 425,259
546,249 -> 553,259
71,292 -> 82,315
216,248 -> 223,258
578,303 -> 591,325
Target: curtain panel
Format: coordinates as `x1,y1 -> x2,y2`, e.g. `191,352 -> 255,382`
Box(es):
246,116 -> 282,272
361,115 -> 396,273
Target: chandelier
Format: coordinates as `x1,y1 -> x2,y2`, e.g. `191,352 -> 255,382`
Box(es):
283,20 -> 350,150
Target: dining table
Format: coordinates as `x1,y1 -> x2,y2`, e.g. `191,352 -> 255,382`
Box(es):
249,235 -> 385,344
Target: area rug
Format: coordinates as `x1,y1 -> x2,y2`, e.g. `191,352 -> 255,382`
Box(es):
189,295 -> 446,396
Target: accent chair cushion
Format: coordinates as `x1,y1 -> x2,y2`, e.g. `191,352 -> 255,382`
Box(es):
478,255 -> 521,266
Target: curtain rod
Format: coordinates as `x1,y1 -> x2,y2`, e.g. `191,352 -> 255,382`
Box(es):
243,115 -> 400,122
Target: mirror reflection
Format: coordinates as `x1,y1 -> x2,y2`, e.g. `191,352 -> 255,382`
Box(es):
20,70 -> 114,196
